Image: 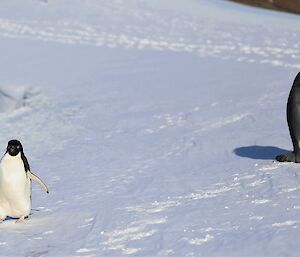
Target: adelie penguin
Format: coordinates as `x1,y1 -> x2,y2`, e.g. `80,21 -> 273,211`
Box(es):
0,140 -> 49,222
276,72 -> 300,163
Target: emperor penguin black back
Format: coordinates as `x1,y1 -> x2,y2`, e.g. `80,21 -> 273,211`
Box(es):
276,72 -> 300,162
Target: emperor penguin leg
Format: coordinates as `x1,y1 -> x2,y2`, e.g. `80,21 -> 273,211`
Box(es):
286,152 -> 296,162
294,152 -> 300,163
276,136 -> 300,163
293,141 -> 300,163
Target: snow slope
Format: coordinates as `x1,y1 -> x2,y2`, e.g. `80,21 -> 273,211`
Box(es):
0,0 -> 299,256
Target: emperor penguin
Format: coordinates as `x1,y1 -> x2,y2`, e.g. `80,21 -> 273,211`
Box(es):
0,140 -> 49,222
276,73 -> 300,163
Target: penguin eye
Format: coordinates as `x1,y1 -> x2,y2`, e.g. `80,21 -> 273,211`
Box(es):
16,145 -> 20,149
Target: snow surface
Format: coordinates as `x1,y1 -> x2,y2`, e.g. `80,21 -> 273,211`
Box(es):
0,0 -> 299,256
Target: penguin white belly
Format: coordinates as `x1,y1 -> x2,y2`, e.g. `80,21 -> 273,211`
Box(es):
0,154 -> 31,219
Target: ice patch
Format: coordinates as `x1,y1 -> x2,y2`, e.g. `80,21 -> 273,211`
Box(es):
249,216 -> 264,221
272,221 -> 299,227
259,164 -> 279,171
177,186 -> 233,200
199,113 -> 251,132
185,234 -> 215,246
282,187 -> 300,193
249,179 -> 266,187
76,248 -> 97,253
251,199 -> 271,205
126,186 -> 233,214
101,217 -> 167,254
43,231 -> 54,235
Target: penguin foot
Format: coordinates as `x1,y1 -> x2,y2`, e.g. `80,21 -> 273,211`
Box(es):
0,215 -> 6,222
276,152 -> 300,163
276,154 -> 288,162
16,216 -> 26,223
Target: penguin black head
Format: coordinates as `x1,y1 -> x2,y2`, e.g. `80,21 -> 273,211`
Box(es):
6,139 -> 23,156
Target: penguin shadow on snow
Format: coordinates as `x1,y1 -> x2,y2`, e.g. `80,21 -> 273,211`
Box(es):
234,145 -> 289,160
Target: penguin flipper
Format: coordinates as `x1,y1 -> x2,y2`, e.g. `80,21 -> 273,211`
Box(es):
27,171 -> 49,194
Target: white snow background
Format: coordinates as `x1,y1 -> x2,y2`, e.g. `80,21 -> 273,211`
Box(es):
0,0 -> 299,256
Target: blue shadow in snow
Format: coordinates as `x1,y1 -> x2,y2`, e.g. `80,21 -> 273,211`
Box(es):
234,145 -> 289,160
